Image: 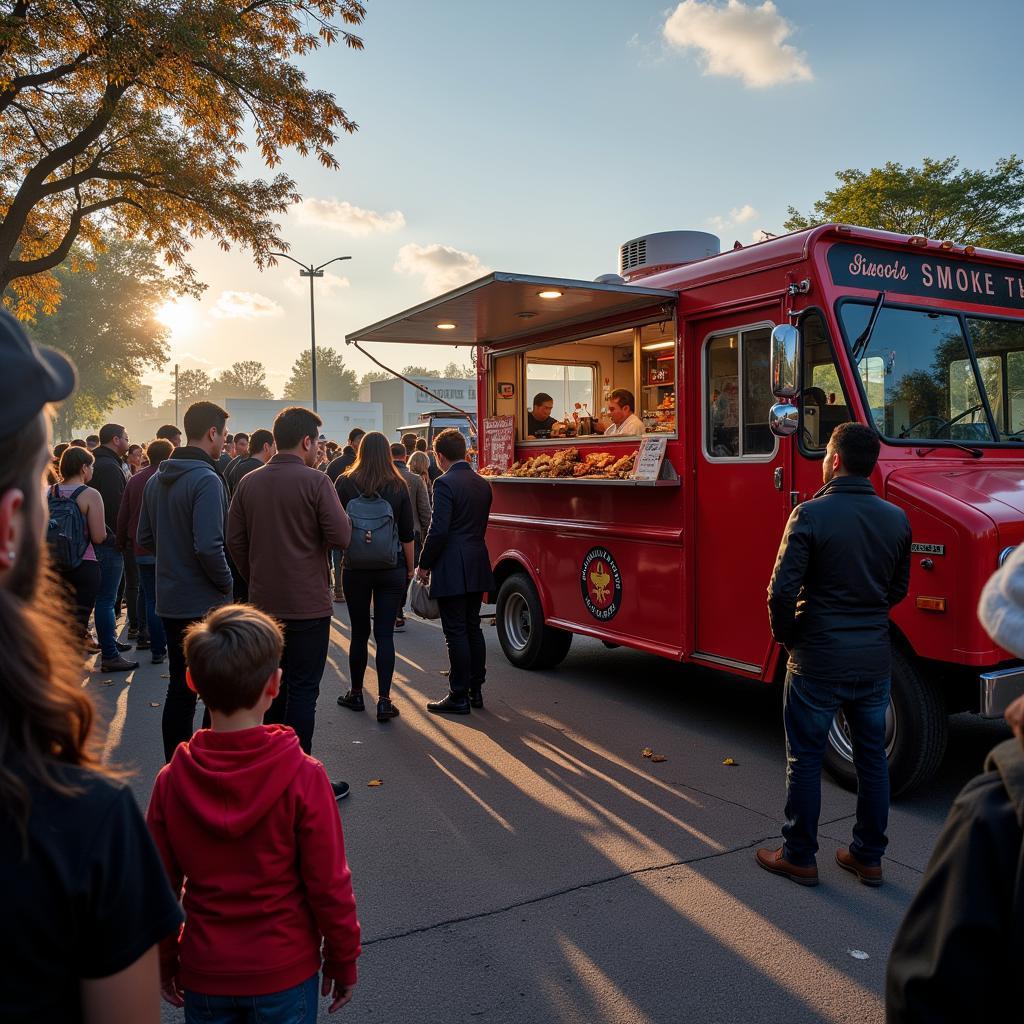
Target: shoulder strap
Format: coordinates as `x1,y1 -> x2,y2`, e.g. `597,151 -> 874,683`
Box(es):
70,485 -> 88,499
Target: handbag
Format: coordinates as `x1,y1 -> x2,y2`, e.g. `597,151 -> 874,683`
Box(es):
409,576 -> 440,620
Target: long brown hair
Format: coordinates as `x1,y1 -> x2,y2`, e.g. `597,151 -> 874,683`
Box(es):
344,430 -> 406,495
0,410 -> 104,848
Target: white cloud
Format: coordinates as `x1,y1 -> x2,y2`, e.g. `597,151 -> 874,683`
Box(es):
393,242 -> 490,294
284,272 -> 351,302
708,204 -> 760,231
662,1 -> 813,88
294,198 -> 406,236
210,291 -> 283,320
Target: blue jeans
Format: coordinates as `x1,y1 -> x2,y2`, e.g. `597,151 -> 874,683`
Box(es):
94,543 -> 124,660
782,671 -> 890,867
184,974 -> 318,1024
136,558 -> 166,658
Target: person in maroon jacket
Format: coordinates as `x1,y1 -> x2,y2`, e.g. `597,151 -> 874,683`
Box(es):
147,605 -> 361,1020
116,438 -> 173,664
227,407 -> 351,766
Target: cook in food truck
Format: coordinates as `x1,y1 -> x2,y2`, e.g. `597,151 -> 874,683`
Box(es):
347,225 -> 1024,795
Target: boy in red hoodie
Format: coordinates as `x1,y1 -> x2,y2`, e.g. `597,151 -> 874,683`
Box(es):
147,604 -> 361,1022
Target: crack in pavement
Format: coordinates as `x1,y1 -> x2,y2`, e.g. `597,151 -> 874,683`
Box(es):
362,832 -> 779,948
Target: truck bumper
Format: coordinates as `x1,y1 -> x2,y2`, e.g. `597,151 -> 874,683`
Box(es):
979,665 -> 1024,718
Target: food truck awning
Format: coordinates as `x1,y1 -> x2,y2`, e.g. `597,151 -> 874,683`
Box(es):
345,272 -> 677,348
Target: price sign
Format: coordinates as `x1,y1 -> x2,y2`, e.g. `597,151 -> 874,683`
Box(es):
482,415 -> 515,471
631,436 -> 668,481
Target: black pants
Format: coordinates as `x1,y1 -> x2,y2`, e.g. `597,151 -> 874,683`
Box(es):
123,545 -> 147,638
162,616 -> 210,762
265,617 -> 331,754
343,566 -> 407,700
437,592 -> 486,696
59,560 -> 101,635
227,550 -> 248,604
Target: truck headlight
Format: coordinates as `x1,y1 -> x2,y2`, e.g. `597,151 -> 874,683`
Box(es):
999,546 -> 1017,567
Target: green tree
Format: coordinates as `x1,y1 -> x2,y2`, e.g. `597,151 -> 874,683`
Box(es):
785,155 -> 1024,250
0,0 -> 367,319
177,368 -> 215,407
27,239 -> 171,439
444,359 -> 475,378
401,365 -> 440,378
217,360 -> 273,399
283,346 -> 358,401
360,370 -> 391,385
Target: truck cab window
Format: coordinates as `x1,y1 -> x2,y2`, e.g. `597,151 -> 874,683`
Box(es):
705,325 -> 776,459
799,311 -> 852,452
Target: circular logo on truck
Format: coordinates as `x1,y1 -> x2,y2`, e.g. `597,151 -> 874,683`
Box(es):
581,547 -> 622,621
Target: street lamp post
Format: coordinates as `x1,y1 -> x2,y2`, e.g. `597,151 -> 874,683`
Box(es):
271,252 -> 352,412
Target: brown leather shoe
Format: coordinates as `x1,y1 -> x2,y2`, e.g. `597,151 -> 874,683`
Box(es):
835,848 -> 883,887
755,847 -> 819,886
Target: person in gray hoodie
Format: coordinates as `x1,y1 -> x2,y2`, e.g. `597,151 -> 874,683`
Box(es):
138,401 -> 232,762
885,549 -> 1024,1021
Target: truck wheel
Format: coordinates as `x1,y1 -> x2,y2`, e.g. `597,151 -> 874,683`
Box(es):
495,573 -> 573,670
823,646 -> 947,798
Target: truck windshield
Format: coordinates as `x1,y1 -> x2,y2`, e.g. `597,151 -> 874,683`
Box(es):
838,302 -> 1024,443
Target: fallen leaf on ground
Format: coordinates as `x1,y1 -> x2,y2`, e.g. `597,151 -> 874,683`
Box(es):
650,755 -> 668,763
367,779 -> 383,787
160,673 -> 170,678
642,748 -> 654,759
150,702 -> 161,708
722,757 -> 737,766
100,680 -> 113,687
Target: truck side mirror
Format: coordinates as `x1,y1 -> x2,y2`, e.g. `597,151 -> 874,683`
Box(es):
769,402 -> 799,437
771,324 -> 800,400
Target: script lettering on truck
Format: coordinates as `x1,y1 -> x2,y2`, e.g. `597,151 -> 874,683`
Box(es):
827,242 -> 1024,311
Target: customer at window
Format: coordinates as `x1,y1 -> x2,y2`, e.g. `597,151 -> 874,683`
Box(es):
603,389 -> 645,436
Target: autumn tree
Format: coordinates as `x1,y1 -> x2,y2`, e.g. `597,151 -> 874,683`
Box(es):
217,360 -> 272,399
27,238 -> 170,439
283,345 -> 357,401
0,0 -> 367,318
785,156 -> 1024,251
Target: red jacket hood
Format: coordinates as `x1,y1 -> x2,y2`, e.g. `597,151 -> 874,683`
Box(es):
165,725 -> 305,838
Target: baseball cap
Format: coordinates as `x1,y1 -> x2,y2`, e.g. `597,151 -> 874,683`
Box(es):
318,433 -> 327,442
0,310 -> 76,435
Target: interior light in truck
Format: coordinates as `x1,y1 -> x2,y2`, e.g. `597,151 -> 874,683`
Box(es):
537,289 -> 563,299
642,340 -> 674,351
435,322 -> 457,330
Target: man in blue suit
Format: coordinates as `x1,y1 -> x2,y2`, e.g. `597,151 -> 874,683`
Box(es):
416,428 -> 495,714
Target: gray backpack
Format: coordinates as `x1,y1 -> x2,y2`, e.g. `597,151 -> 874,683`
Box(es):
346,492 -> 400,570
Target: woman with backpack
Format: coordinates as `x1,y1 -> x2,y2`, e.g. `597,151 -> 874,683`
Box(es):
335,431 -> 415,722
52,445 -> 108,648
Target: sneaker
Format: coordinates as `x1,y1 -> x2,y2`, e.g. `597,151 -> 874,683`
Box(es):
377,698 -> 400,722
101,656 -> 139,673
394,616 -> 406,632
332,781 -> 350,801
337,689 -> 365,711
115,640 -> 133,653
127,626 -> 139,639
151,653 -> 166,665
135,639 -> 152,650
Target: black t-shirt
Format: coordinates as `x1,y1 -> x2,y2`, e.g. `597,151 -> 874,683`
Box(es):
336,476 -> 415,545
326,448 -> 356,484
0,763 -> 183,1024
527,413 -> 557,435
226,455 -> 263,494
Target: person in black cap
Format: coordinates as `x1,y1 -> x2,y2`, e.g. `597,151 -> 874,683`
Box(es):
0,310 -> 182,1023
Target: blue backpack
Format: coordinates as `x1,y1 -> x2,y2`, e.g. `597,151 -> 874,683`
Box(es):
47,485 -> 90,571
345,492 -> 399,570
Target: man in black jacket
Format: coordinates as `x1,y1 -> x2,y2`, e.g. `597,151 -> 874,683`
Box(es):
416,428 -> 494,715
90,422 -> 137,672
757,422 -> 911,887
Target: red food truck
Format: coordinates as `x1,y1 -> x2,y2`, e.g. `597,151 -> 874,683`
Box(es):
347,224 -> 1024,794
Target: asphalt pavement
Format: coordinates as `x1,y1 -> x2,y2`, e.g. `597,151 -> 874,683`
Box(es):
86,607 -> 1009,1024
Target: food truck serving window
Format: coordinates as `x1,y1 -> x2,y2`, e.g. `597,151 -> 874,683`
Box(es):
704,324 -> 776,459
519,320 -> 677,442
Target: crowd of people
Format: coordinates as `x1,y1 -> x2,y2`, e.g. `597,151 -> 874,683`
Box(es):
3,305 -> 1024,1023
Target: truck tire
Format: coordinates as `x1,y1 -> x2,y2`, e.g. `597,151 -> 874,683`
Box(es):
823,646 -> 947,798
495,572 -> 573,670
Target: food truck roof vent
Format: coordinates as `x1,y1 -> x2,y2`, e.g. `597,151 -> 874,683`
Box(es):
619,230 -> 721,281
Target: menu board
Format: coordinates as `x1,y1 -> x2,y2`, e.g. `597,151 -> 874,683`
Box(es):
482,415 -> 515,471
631,436 -> 668,481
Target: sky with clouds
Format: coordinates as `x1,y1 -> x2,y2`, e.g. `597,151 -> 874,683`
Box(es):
148,0 -> 1024,401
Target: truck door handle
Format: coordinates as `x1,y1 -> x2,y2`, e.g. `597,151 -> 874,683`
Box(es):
773,467 -> 783,491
